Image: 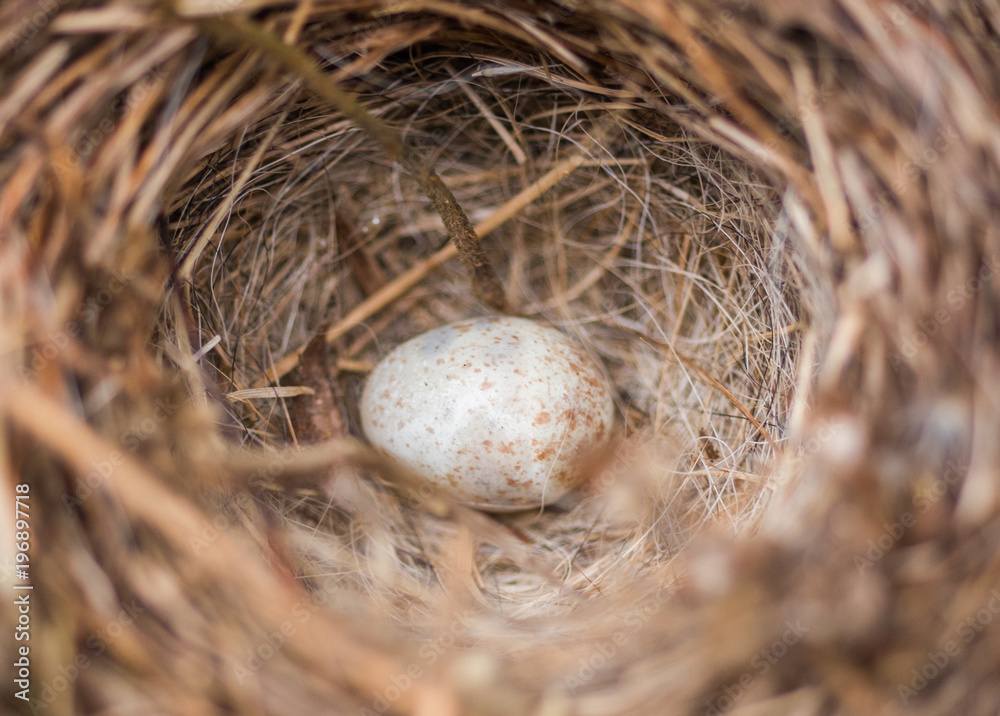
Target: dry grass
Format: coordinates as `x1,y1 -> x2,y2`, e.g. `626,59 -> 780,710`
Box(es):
170,54 -> 795,619
4,1 -> 1000,715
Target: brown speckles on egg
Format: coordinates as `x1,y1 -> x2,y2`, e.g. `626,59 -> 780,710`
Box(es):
359,316 -> 615,511
535,444 -> 556,461
444,470 -> 462,489
549,464 -> 582,490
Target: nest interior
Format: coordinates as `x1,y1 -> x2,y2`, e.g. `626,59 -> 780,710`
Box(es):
174,40 -> 797,614
4,1 -> 1000,715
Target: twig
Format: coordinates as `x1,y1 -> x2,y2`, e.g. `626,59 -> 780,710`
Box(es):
255,153 -> 586,386
226,386 -> 316,402
186,11 -> 507,311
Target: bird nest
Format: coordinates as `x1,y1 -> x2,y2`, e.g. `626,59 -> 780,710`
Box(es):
4,1 -> 1000,715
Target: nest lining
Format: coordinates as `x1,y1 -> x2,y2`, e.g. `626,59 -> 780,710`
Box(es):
169,42 -> 801,623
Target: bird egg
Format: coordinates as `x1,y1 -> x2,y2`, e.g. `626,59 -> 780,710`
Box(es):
359,316 -> 615,511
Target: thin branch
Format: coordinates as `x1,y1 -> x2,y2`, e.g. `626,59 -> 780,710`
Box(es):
185,11 -> 507,311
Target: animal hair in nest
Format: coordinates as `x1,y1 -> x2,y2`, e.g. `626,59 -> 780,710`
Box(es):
172,48 -> 796,621
3,1 -> 1000,715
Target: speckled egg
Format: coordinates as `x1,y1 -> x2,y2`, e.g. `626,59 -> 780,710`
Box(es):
359,316 -> 615,511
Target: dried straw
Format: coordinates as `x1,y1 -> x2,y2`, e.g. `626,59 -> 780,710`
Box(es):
4,1 -> 1000,715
